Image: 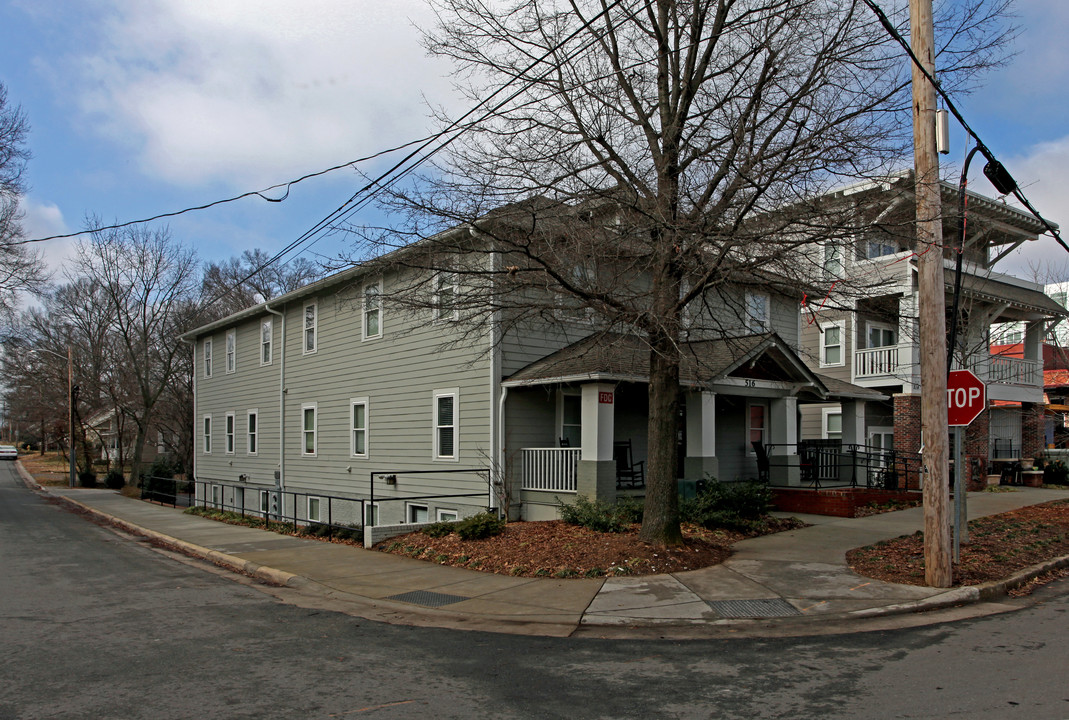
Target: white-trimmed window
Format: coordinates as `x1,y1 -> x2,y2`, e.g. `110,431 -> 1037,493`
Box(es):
820,321 -> 845,367
433,389 -> 458,460
308,496 -> 322,523
211,484 -> 222,508
301,403 -> 317,456
260,319 -> 272,365
364,502 -> 379,526
350,397 -> 368,458
823,242 -> 844,277
225,330 -> 236,373
202,415 -> 212,454
747,402 -> 767,453
260,490 -> 278,517
203,339 -> 213,378
435,272 -> 458,321
745,291 -> 770,332
363,279 -> 382,339
407,503 -> 429,523
247,409 -> 258,455
559,392 -> 581,447
866,321 -> 897,349
303,302 -> 317,354
225,412 -> 235,454
822,409 -> 843,440
436,508 -> 458,522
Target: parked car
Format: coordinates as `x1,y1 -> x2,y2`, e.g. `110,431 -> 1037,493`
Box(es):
0,445 -> 18,460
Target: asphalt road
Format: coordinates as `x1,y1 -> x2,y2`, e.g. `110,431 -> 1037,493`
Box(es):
2,460 -> 1068,719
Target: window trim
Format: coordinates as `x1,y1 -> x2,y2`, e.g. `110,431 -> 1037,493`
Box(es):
350,397 -> 369,458
745,291 -> 770,333
224,412 -> 235,454
301,403 -> 317,457
303,302 -> 318,355
247,409 -> 258,455
557,390 -> 581,448
260,319 -> 273,366
819,320 -> 846,368
434,271 -> 459,322
363,279 -> 383,340
203,338 -> 213,378
432,388 -> 459,461
225,329 -> 236,374
436,508 -> 458,522
406,502 -> 429,524
202,414 -> 212,454
364,502 -> 379,527
822,408 -> 843,440
307,496 -> 322,523
823,241 -> 844,278
865,320 -> 897,349
211,484 -> 222,508
746,401 -> 767,455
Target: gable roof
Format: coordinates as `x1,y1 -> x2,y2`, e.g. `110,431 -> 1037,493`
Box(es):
502,331 -> 885,401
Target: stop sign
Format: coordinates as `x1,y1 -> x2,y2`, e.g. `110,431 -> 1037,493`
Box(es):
947,369 -> 986,426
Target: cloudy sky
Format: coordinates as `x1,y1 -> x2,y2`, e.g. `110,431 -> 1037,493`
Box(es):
2,0 -> 1068,282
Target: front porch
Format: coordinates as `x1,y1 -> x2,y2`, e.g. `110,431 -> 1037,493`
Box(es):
501,332 -> 888,519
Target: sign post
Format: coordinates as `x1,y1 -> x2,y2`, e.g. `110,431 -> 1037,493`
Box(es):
947,369 -> 987,561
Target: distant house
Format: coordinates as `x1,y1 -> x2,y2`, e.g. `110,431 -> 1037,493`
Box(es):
180,222 -> 883,528
797,174 -> 1066,489
84,408 -> 169,468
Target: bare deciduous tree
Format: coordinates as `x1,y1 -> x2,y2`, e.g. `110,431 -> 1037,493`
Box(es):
202,249 -> 323,318
356,0 -> 1013,545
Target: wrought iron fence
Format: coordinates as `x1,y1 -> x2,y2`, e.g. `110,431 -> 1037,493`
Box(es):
764,441 -> 922,491
140,475 -> 194,507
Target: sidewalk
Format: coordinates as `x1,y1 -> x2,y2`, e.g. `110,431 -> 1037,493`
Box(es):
23,464 -> 1069,637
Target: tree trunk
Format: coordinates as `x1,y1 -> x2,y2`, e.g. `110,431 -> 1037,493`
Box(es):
129,420 -> 148,487
639,329 -> 684,547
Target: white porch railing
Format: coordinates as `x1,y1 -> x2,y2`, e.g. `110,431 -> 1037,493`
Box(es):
854,346 -> 900,378
521,447 -> 579,493
986,356 -> 1039,386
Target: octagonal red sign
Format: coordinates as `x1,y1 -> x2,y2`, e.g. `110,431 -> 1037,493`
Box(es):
947,369 -> 986,427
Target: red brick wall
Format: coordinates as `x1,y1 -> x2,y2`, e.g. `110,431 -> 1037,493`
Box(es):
771,488 -> 919,518
1022,402 -> 1044,458
964,408 -> 991,491
893,394 -> 922,489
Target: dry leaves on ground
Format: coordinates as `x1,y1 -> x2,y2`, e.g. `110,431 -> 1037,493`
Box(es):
847,499 -> 1069,587
374,517 -> 806,578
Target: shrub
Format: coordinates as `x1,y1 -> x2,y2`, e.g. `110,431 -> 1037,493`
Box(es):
146,458 -> 175,480
454,512 -> 505,540
679,479 -> 771,529
104,469 -> 126,490
558,495 -> 634,533
1044,460 -> 1069,486
78,471 -> 98,488
421,520 -> 458,538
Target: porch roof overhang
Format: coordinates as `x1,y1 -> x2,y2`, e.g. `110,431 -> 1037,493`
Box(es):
939,268 -> 1069,321
501,331 -> 886,402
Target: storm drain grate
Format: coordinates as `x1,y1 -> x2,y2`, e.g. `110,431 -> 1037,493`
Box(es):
708,598 -> 802,618
386,590 -> 470,608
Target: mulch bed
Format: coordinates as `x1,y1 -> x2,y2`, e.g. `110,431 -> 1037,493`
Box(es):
374,517 -> 806,578
847,499 -> 1069,587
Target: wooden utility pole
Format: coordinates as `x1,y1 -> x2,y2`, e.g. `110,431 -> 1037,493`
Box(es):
910,0 -> 952,587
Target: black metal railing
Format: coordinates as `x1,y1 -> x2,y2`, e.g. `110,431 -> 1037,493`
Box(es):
140,475 -> 194,507
368,468 -> 494,523
763,441 -> 922,491
191,479 -> 367,538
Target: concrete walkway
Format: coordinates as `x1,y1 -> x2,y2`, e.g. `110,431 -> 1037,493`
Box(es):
23,464 -> 1069,637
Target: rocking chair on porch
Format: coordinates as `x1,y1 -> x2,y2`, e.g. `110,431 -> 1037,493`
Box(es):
751,441 -> 771,483
614,440 -> 645,489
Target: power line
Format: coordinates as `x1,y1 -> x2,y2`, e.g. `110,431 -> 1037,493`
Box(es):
861,0 -> 1068,253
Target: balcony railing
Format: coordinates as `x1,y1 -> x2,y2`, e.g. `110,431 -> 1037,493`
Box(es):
521,447 -> 579,493
854,345 -> 900,378
986,356 -> 1039,386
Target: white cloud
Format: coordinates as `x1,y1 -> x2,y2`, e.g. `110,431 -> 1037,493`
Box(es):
19,197 -> 79,279
69,0 -> 456,189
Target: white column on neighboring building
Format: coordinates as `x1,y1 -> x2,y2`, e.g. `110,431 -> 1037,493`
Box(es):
577,383 -> 617,502
898,292 -> 920,392
684,391 -> 718,480
839,399 -> 867,485
769,396 -> 799,485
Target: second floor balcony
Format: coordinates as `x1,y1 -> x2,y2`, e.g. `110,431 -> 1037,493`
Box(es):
853,345 -> 1041,390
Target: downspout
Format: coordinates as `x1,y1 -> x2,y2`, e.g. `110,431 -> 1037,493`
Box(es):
264,302 -> 286,496
476,224 -> 506,518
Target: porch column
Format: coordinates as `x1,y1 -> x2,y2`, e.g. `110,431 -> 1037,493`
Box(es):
577,383 -> 616,503
684,391 -> 718,480
769,397 -> 799,485
898,292 -> 920,392
839,399 -> 867,485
